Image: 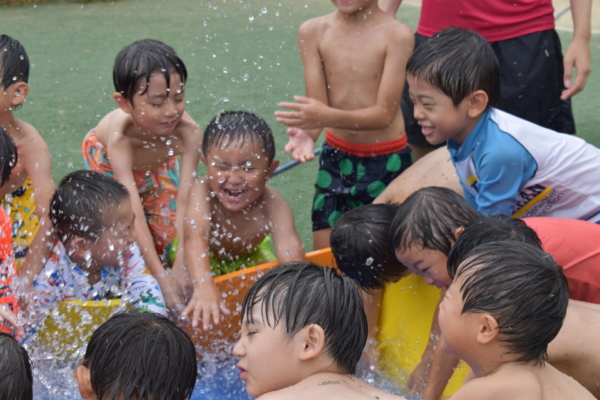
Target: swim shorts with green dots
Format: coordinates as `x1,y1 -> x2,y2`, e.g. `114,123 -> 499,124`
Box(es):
312,132 -> 413,231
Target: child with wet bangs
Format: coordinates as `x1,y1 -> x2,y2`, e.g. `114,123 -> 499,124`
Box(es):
34,171 -> 167,317
406,27 -> 600,222
441,242 -> 594,400
183,111 -> 304,330
81,39 -> 203,314
75,311 -> 197,400
0,35 -> 56,285
0,332 -> 33,400
233,261 -> 406,400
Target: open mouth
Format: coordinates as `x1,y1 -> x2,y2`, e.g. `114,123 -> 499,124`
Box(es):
421,126 -> 434,136
237,364 -> 248,380
223,189 -> 246,202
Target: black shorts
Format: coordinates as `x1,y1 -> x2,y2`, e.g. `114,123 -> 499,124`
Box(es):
402,29 -> 575,148
312,133 -> 413,231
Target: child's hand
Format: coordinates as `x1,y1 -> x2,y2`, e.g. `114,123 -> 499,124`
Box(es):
0,305 -> 25,339
275,96 -> 329,130
182,278 -> 231,331
284,127 -> 315,163
156,274 -> 186,315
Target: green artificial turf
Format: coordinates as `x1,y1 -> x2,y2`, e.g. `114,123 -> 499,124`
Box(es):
0,1 -> 598,249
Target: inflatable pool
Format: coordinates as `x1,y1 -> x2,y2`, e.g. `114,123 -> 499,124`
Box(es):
34,248 -> 466,396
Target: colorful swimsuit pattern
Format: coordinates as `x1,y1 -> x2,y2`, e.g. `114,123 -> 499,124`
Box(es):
0,177 -> 40,270
210,236 -> 276,277
312,131 -> 413,231
0,207 -> 17,334
34,241 -> 167,316
82,131 -> 179,265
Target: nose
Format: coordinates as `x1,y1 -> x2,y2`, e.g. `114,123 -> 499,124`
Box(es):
424,276 -> 435,286
227,168 -> 244,185
413,102 -> 425,121
232,338 -> 244,358
164,99 -> 177,116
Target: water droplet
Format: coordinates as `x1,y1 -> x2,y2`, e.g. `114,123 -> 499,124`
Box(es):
223,67 -> 228,74
260,7 -> 267,14
366,257 -> 374,266
248,15 -> 254,22
243,74 -> 249,81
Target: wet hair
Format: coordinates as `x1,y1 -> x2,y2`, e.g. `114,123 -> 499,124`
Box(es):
0,332 -> 33,400
449,242 -> 568,366
50,170 -> 130,245
82,311 -> 197,400
0,35 -> 29,89
391,187 -> 481,254
0,128 -> 17,187
202,111 -> 276,164
447,215 -> 543,276
331,204 -> 407,291
406,27 -> 501,108
241,262 -> 367,374
113,39 -> 188,104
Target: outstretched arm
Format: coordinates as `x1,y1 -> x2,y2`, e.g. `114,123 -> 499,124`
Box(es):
182,179 -> 230,330
275,23 -> 414,131
562,0 -> 592,99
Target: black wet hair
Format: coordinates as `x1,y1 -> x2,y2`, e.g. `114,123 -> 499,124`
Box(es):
331,204 -> 407,291
0,128 -> 17,187
241,262 -> 367,374
82,311 -> 197,400
406,27 -> 501,108
449,241 -> 568,366
50,170 -> 130,245
0,332 -> 33,400
0,35 -> 29,89
203,111 -> 276,164
113,39 -> 188,104
391,187 -> 481,254
447,215 -> 543,276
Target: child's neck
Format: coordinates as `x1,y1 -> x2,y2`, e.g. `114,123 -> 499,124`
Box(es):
0,111 -> 18,132
69,253 -> 103,286
336,2 -> 383,23
469,347 -> 523,378
452,112 -> 486,146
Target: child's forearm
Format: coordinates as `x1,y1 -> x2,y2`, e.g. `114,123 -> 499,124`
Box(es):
422,340 -> 460,400
19,218 -> 54,284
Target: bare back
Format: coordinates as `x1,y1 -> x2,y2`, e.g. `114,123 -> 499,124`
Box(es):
259,372 -> 405,400
301,9 -> 413,143
548,300 -> 600,398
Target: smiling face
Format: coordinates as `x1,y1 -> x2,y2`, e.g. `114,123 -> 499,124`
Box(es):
232,303 -> 303,398
203,138 -> 276,213
395,245 -> 452,288
123,70 -> 185,137
407,75 -> 475,146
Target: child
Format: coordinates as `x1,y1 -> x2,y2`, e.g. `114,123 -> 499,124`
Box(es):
274,0 -> 414,249
441,242 -> 594,399
34,171 -> 167,317
406,27 -> 600,222
233,261 -> 406,400
0,332 -> 33,400
0,35 -> 56,281
82,39 -> 203,312
75,311 -> 197,400
183,111 -> 304,329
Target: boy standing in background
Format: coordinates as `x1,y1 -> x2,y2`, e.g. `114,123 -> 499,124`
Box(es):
275,0 -> 414,250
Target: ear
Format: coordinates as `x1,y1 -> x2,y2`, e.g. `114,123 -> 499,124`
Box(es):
76,365 -> 96,400
476,314 -> 499,345
113,92 -> 134,114
68,237 -> 89,259
467,90 -> 489,118
298,324 -> 326,361
10,82 -> 28,107
453,226 -> 465,240
200,154 -> 207,166
266,160 -> 279,180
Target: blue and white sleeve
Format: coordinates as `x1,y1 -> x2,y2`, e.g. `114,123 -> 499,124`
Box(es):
122,244 -> 168,316
474,140 -> 537,216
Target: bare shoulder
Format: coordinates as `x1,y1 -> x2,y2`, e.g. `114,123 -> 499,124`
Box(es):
452,373 -> 538,400
385,18 -> 414,47
298,13 -> 334,38
177,111 -> 203,143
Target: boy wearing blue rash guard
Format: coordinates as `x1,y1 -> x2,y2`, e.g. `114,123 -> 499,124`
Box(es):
406,27 -> 600,222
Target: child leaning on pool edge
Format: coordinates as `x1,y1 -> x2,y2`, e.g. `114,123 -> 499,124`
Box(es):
34,171 -> 167,317
233,261 -> 406,400
182,111 -> 304,329
407,27 -> 600,221
82,39 -> 203,313
275,0 -> 414,250
441,242 -> 594,400
76,311 -> 197,400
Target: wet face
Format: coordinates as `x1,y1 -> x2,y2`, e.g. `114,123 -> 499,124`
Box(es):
128,70 -> 185,136
233,304 -> 302,398
407,76 -> 473,146
204,138 -> 276,213
86,199 -> 136,268
395,245 -> 452,288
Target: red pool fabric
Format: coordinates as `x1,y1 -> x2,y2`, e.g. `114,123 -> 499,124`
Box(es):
525,217 -> 600,304
0,206 -> 17,334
